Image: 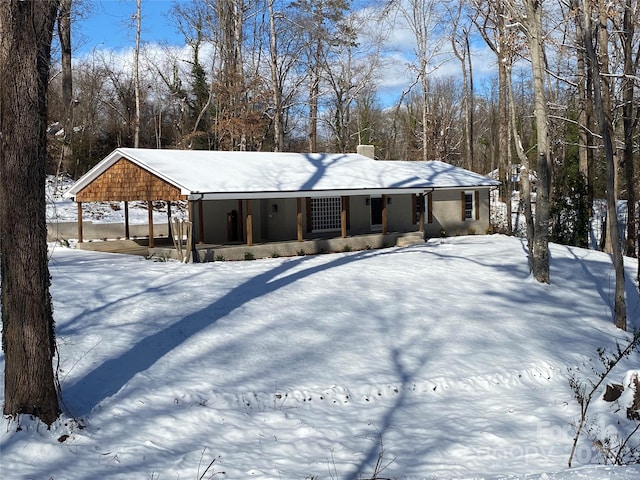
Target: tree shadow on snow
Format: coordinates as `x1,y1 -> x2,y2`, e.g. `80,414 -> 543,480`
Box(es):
62,249 -> 379,418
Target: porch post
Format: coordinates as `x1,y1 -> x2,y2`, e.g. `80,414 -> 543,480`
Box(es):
246,199 -> 253,246
77,201 -> 83,243
418,194 -> 424,233
381,194 -> 388,235
124,201 -> 130,239
188,200 -> 198,262
198,199 -> 204,244
341,196 -> 348,238
147,200 -> 155,248
297,197 -> 303,241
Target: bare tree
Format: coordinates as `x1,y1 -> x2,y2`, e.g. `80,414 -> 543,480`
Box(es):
579,0 -> 627,330
215,0 -> 249,150
474,0 -> 517,234
570,0 -> 595,227
289,0 -> 351,153
0,0 -> 61,425
620,0 -> 638,262
500,0 -> 552,283
450,2 -> 475,171
133,0 -> 141,148
268,0 -> 285,151
267,0 -> 307,151
57,0 -> 73,172
322,7 -> 385,153
395,0 -> 446,161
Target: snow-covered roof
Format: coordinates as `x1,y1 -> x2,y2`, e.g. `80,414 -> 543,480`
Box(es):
65,148 -> 499,201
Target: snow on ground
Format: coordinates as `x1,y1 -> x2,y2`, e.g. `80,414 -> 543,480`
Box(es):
1,234 -> 639,479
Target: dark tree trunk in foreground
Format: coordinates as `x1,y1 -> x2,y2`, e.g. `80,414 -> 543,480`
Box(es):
0,0 -> 61,425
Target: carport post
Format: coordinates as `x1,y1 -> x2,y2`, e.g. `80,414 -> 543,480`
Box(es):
124,201 -> 130,239
77,201 -> 83,243
198,199 -> 204,244
418,194 -> 424,233
245,199 -> 253,246
147,200 -> 154,248
341,196 -> 348,238
297,197 -> 303,241
382,194 -> 388,235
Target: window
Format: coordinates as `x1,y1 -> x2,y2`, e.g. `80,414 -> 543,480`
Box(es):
413,194 -> 422,224
462,191 -> 479,221
311,197 -> 341,232
464,192 -> 474,220
413,194 -> 433,225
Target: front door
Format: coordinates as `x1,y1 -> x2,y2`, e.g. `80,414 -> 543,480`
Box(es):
227,210 -> 238,242
370,196 -> 383,230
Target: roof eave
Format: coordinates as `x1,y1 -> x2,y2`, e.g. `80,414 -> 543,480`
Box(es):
188,184 -> 498,201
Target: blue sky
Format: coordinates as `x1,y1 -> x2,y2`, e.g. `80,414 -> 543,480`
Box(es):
73,0 -> 498,104
76,0 -> 180,52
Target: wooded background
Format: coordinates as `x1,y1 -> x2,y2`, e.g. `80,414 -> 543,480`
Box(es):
47,0 -> 638,260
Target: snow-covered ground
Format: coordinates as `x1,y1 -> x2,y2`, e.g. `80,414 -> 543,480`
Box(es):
0,180 -> 638,479
1,233 -> 639,479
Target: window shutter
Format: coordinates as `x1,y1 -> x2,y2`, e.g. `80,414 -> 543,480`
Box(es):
475,191 -> 480,220
461,192 -> 466,221
427,194 -> 433,224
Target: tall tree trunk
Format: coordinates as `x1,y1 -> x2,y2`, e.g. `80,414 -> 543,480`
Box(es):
216,0 -> 246,150
621,0 -> 637,259
525,0 -> 552,283
466,36 -> 474,171
268,0 -> 284,152
58,0 -> 73,173
308,39 -> 321,153
572,0 -> 594,247
451,6 -> 473,170
133,0 -> 141,148
498,59 -> 512,234
582,0 -> 627,330
474,0 -> 511,231
0,0 -> 61,425
507,64 -> 534,255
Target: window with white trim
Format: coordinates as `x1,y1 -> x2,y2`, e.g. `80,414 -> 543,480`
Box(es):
463,191 -> 478,221
311,197 -> 341,232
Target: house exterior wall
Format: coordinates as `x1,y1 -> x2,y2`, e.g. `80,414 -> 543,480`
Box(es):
261,198 -> 300,241
425,189 -> 491,237
260,194 -> 420,240
349,195 -> 370,234
193,188 -> 493,245
386,194 -> 416,232
196,199 -> 242,244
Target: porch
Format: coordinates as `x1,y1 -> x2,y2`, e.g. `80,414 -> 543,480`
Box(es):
75,231 -> 425,262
